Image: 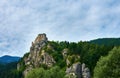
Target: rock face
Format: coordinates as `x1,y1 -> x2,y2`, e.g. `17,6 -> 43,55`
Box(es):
82,63 -> 91,78
18,33 -> 55,77
63,49 -> 90,78
27,33 -> 48,67
66,63 -> 90,78
66,62 -> 82,78
66,55 -> 80,67
62,48 -> 68,59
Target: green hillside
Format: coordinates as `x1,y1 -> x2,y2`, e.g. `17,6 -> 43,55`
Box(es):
89,38 -> 120,46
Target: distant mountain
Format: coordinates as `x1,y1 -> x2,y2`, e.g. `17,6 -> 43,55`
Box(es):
0,55 -> 20,64
89,38 -> 120,46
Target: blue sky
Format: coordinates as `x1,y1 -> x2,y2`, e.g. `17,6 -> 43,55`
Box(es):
0,0 -> 120,56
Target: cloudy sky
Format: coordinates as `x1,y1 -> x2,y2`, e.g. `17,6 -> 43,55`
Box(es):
0,0 -> 120,57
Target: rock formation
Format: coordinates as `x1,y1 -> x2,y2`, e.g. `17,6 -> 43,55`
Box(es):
18,33 -> 55,77
62,48 -> 68,59
62,48 -> 90,78
17,33 -> 91,78
66,62 -> 90,78
82,63 -> 91,78
66,62 -> 82,78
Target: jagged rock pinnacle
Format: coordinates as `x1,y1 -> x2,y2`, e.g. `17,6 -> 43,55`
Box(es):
34,33 -> 48,44
30,33 -> 48,53
18,33 -> 55,77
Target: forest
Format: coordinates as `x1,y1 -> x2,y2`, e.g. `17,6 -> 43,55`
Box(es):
0,38 -> 120,78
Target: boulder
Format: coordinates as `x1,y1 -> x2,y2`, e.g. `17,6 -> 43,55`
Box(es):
66,62 -> 82,78
66,63 -> 91,78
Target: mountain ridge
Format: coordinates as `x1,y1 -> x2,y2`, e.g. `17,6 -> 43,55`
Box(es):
0,55 -> 20,64
89,38 -> 120,46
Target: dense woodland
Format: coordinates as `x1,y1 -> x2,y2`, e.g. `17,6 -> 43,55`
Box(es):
0,38 -> 120,78
0,62 -> 23,78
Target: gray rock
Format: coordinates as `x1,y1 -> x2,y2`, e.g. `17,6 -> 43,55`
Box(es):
23,65 -> 33,78
82,63 -> 91,78
66,62 -> 82,78
62,48 -> 68,59
66,63 -> 91,78
17,34 -> 55,77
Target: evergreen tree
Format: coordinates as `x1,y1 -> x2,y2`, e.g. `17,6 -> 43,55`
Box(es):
94,47 -> 120,78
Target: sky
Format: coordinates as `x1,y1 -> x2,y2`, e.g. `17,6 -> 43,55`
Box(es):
0,0 -> 120,57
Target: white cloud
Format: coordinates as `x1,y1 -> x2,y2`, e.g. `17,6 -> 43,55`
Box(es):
0,0 -> 120,56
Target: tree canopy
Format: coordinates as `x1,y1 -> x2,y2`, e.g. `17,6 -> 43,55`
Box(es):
26,66 -> 66,78
94,47 -> 120,78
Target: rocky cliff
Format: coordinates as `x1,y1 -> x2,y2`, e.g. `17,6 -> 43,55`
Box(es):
17,33 -> 55,77
63,49 -> 90,78
17,33 -> 91,78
